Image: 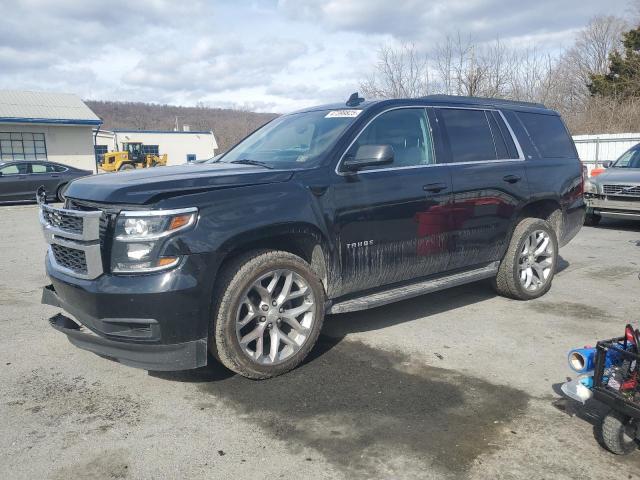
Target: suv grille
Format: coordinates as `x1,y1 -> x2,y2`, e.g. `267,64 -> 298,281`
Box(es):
603,184 -> 640,197
51,244 -> 88,274
41,209 -> 83,235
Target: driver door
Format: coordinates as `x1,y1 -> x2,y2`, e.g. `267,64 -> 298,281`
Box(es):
330,108 -> 453,296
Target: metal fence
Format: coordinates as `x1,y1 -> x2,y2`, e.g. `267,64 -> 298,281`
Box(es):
573,133 -> 640,173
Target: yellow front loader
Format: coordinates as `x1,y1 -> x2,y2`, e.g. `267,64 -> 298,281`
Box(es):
100,142 -> 168,172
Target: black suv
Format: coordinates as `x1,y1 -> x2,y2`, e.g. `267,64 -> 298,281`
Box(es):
40,95 -> 585,379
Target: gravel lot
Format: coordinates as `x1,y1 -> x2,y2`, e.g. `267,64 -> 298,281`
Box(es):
1,204 -> 639,479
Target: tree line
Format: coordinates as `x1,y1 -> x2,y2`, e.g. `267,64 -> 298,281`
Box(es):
360,14 -> 640,135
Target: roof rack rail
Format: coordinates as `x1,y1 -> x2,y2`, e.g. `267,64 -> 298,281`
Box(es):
423,94 -> 545,109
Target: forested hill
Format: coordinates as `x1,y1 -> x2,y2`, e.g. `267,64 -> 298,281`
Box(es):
85,100 -> 278,153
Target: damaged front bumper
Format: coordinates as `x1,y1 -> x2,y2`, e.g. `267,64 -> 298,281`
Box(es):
42,285 -> 207,371
42,284 -> 208,371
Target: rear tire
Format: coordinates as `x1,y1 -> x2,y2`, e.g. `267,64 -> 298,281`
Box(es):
601,410 -> 639,455
211,250 -> 325,379
584,213 -> 601,226
118,163 -> 134,171
493,218 -> 558,300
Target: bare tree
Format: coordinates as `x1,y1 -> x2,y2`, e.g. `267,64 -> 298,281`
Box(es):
360,43 -> 431,98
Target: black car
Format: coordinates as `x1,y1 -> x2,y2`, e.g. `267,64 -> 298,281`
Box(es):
0,160 -> 92,203
39,94 -> 585,379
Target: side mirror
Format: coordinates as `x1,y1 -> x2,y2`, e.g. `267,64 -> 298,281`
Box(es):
602,161 -> 613,168
343,144 -> 394,171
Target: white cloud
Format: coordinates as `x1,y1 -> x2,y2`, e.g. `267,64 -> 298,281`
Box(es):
0,0 -> 632,112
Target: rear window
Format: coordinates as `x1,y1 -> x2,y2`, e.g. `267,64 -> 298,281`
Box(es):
516,112 -> 575,158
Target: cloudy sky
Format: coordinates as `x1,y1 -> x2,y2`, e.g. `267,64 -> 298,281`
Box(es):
0,0 -> 632,112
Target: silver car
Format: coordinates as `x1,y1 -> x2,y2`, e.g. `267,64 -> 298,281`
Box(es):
584,144 -> 640,225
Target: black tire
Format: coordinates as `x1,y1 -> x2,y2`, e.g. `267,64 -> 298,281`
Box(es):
584,213 -> 601,226
493,218 -> 558,300
601,410 -> 639,455
211,250 -> 325,379
118,163 -> 134,171
56,183 -> 68,203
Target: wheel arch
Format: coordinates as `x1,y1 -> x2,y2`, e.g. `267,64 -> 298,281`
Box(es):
516,198 -> 563,239
216,222 -> 334,295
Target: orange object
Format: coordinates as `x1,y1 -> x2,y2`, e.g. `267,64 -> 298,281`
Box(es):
590,168 -> 605,177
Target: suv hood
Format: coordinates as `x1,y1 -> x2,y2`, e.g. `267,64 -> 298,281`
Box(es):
64,163 -> 294,204
594,168 -> 640,184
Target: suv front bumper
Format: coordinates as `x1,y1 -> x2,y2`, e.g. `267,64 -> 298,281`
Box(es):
42,253 -> 214,371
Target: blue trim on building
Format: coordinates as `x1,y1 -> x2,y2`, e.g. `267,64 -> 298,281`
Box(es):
111,129 -> 213,134
0,117 -> 102,126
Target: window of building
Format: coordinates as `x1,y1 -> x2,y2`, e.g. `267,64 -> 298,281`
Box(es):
186,154 -> 196,162
436,109 -> 498,163
94,145 -> 108,162
0,132 -> 47,161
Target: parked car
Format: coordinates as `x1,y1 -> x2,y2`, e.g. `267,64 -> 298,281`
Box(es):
39,94 -> 585,379
0,160 -> 92,203
584,143 -> 640,225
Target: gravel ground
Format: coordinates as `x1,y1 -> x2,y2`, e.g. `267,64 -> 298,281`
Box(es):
0,204 -> 639,479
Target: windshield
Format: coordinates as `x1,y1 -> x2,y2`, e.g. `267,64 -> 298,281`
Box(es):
613,146 -> 640,168
218,109 -> 360,169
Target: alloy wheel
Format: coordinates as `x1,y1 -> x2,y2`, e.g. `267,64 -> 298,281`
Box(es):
518,230 -> 554,291
235,269 -> 315,365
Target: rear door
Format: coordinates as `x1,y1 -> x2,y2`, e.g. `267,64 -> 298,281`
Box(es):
434,107 -> 529,271
28,162 -> 63,199
331,107 -> 453,296
0,162 -> 30,201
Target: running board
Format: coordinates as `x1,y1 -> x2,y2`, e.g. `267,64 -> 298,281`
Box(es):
329,262 -> 500,314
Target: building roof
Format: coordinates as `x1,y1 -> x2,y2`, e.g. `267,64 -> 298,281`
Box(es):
0,90 -> 101,126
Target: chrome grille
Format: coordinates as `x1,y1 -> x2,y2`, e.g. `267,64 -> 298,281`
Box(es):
51,244 -> 87,274
41,208 -> 83,235
603,184 -> 640,197
39,201 -> 104,279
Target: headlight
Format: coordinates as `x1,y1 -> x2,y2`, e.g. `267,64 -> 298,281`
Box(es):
111,207 -> 197,273
584,179 -> 597,194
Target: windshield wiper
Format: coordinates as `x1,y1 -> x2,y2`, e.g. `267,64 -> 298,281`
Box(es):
229,159 -> 274,169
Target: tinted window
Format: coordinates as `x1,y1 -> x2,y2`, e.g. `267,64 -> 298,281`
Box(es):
437,109 -> 497,163
346,108 -> 433,169
516,112 -> 575,158
487,113 -> 509,159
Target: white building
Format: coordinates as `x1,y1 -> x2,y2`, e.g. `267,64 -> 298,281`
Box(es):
94,129 -> 218,167
0,90 -> 102,172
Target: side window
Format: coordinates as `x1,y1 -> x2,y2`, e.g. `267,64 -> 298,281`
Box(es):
345,108 -> 433,169
437,109 -> 497,163
516,112 -> 575,158
31,163 -> 48,173
0,164 -> 20,175
0,163 -> 27,175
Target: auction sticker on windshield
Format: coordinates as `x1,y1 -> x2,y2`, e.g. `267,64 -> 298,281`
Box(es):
325,110 -> 362,118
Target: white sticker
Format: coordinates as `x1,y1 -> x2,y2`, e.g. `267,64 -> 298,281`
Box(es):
325,110 -> 362,118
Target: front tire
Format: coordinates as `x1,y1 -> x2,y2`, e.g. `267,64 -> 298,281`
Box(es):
601,410 -> 639,455
56,183 -> 68,202
493,218 -> 558,300
211,250 -> 325,379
